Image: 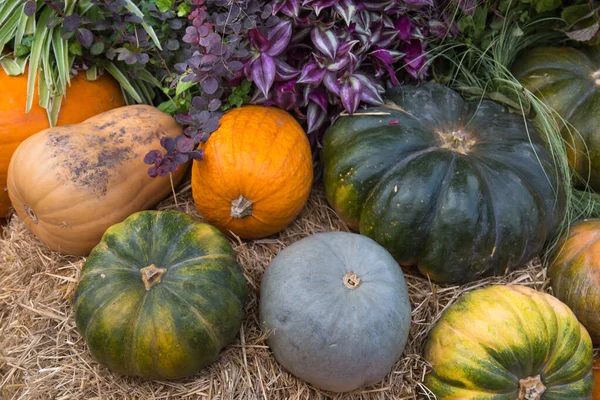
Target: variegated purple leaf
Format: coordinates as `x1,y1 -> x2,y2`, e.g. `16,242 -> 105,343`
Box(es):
323,72 -> 340,96
251,53 -> 277,97
248,27 -> 271,52
402,39 -> 427,79
326,53 -> 352,72
337,39 -> 359,57
267,20 -> 293,57
333,0 -> 359,26
311,27 -> 339,61
395,16 -> 412,41
306,0 -> 338,16
273,80 -> 299,110
340,75 -> 362,114
371,49 -> 399,84
297,61 -> 327,84
273,0 -> 301,17
275,58 -> 300,81
404,0 -> 433,6
306,101 -> 328,133
308,86 -> 328,110
354,73 -> 383,105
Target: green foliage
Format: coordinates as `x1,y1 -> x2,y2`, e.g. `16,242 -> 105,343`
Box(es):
222,80 -> 253,111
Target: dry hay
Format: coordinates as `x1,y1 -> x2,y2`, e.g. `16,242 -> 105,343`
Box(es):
0,181 -> 576,400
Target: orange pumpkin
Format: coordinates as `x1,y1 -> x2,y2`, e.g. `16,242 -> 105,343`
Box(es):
7,105 -> 188,255
0,68 -> 126,217
594,358 -> 600,399
191,105 -> 313,239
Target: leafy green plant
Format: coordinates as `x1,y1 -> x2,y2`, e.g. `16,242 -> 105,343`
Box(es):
0,0 -> 190,125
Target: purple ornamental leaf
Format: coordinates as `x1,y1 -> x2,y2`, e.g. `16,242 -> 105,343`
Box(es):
272,0 -> 300,17
24,0 -> 36,16
174,153 -> 190,164
274,58 -> 300,81
354,73 -> 384,105
307,86 -> 328,110
144,150 -> 162,165
371,49 -> 399,84
323,72 -> 340,96
402,40 -> 427,78
310,28 -> 339,61
62,15 -> 81,31
176,135 -> 195,152
308,0 -> 338,15
266,20 -> 293,57
160,137 -> 176,152
201,76 -> 219,94
403,0 -> 434,6
248,27 -> 271,52
208,98 -> 222,111
340,75 -> 362,114
297,61 -> 327,85
251,53 -> 276,97
394,16 -> 412,42
273,80 -> 299,110
76,28 -> 94,48
306,101 -> 328,133
188,150 -> 204,161
333,0 -> 360,26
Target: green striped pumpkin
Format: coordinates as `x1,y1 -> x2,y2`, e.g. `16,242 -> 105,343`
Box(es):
424,285 -> 593,399
513,46 -> 600,190
73,210 -> 247,380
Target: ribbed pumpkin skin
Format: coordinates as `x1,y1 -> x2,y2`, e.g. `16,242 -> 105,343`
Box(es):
424,285 -> 593,399
259,232 -> 411,392
191,105 -> 313,239
7,105 -> 187,255
512,47 -> 600,190
0,69 -> 125,217
322,82 -> 565,284
74,210 -> 248,381
549,219 -> 600,344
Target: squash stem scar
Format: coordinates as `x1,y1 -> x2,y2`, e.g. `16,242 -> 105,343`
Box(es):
343,272 -> 361,289
140,264 -> 167,290
517,375 -> 546,400
592,70 -> 600,86
24,204 -> 38,224
230,195 -> 253,218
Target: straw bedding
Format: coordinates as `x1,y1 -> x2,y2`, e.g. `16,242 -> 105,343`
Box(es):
0,181 -> 568,399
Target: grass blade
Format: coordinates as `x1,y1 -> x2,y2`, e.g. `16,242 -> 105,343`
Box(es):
86,65 -> 98,80
122,0 -> 162,50
26,7 -> 54,113
0,10 -> 20,53
52,27 -> 70,87
0,56 -> 27,75
103,62 -> 143,103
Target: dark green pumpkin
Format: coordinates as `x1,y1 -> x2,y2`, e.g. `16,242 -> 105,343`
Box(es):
73,210 -> 248,380
512,46 -> 600,190
322,82 -> 566,284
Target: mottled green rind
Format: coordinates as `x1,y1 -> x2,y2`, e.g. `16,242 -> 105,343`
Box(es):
512,46 -> 600,190
423,286 -> 593,399
73,210 -> 248,380
322,82 -> 566,284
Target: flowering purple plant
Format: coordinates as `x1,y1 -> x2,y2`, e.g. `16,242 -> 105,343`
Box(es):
145,0 -> 456,177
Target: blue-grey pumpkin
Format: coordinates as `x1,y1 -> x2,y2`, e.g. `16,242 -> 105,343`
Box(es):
259,231 -> 412,392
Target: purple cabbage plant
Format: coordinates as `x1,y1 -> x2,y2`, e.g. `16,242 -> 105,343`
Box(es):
145,0 -> 457,177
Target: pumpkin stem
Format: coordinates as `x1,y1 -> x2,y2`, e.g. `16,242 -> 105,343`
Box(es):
436,129 -> 475,155
518,375 -> 546,400
231,195 -> 253,219
343,272 -> 361,289
140,264 -> 167,290
592,70 -> 600,85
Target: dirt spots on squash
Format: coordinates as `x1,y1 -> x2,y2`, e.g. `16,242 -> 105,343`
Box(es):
47,130 -> 135,197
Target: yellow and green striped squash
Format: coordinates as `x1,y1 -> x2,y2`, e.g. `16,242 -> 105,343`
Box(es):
424,285 -> 593,399
73,210 -> 248,380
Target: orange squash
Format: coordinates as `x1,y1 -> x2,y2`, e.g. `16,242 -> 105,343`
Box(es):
7,105 -> 188,255
191,105 -> 313,239
594,359 -> 600,399
0,68 -> 126,217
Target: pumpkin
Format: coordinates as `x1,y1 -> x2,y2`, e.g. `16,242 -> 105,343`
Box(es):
594,359 -> 600,400
0,69 -> 126,217
259,232 -> 412,392
191,105 -> 313,239
322,82 -> 566,284
549,218 -> 600,344
73,210 -> 247,380
512,46 -> 600,190
7,105 -> 187,255
424,285 -> 593,399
